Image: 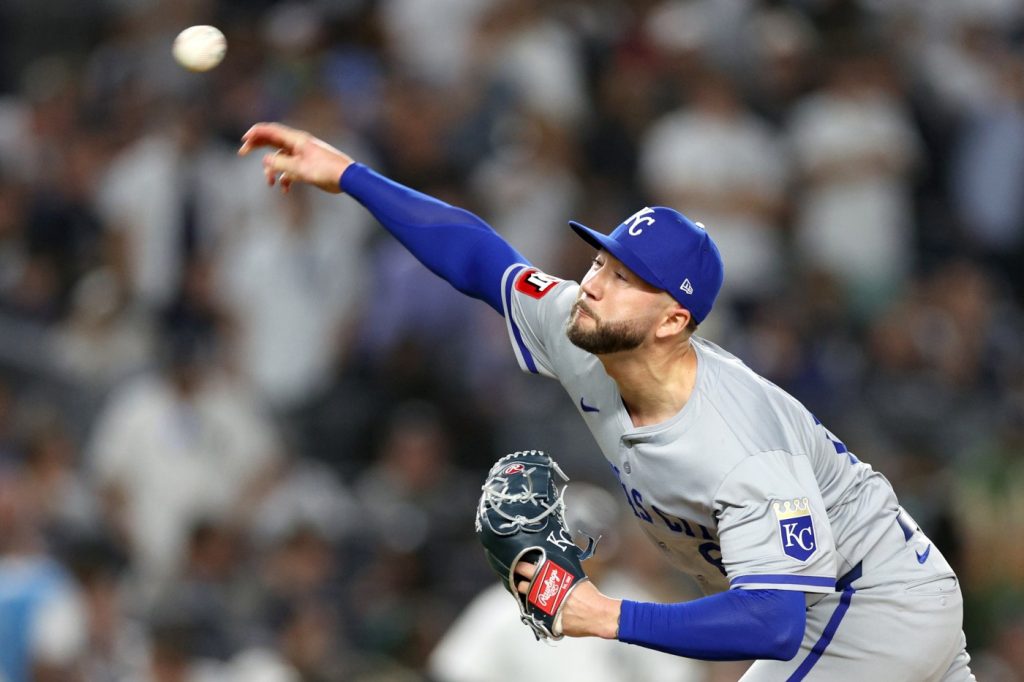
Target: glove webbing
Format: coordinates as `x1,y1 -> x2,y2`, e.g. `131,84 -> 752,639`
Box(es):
478,462 -> 568,532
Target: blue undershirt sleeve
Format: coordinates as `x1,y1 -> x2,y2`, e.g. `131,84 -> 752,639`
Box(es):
618,588 -> 806,661
339,163 -> 529,314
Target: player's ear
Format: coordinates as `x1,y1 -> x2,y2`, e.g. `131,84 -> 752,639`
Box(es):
655,301 -> 692,340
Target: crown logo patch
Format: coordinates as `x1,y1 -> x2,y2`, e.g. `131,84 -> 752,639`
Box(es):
774,497 -> 816,561
680,278 -> 694,295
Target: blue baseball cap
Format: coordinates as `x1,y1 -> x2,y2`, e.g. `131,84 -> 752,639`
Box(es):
568,206 -> 724,323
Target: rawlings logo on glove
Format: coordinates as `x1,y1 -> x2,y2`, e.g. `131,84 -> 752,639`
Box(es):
475,450 -> 595,640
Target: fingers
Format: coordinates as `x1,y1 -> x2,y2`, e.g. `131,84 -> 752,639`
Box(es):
263,149 -> 301,178
242,123 -> 349,194
262,154 -> 293,194
514,561 -> 537,594
239,122 -> 305,156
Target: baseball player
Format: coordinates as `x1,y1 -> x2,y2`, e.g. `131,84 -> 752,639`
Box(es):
239,123 -> 975,680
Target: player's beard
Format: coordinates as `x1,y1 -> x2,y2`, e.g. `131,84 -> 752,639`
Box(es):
566,300 -> 650,355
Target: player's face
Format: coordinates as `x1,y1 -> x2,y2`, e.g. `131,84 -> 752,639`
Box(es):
566,251 -> 668,355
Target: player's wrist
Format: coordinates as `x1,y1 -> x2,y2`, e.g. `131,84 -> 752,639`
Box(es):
573,587 -> 621,639
337,160 -> 360,193
601,597 -> 623,640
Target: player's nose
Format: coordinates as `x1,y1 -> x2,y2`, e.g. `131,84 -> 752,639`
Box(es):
580,272 -> 602,300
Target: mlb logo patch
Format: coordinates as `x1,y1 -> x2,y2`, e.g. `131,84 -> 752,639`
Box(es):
515,269 -> 562,299
774,497 -> 816,562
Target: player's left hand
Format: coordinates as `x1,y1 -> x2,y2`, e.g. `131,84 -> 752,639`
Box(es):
514,561 -> 621,639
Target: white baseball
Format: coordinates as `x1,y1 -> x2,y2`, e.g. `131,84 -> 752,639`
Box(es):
172,25 -> 227,72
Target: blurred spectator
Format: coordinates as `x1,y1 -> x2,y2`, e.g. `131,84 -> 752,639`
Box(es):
954,389 -> 1024,640
140,619 -> 205,682
50,267 -> 155,390
68,538 -> 150,682
250,456 -> 358,550
0,166 -> 63,322
0,97 -> 37,179
22,130 -> 108,316
273,597 -> 350,682
580,52 -> 658,207
470,0 -> 588,126
640,66 -> 789,307
949,53 -> 1024,296
17,406 -> 101,549
0,467 -> 87,682
154,520 -> 245,661
379,0 -> 497,86
220,647 -> 299,682
354,231 -> 480,385
249,524 -> 354,679
470,111 -> 582,272
860,261 -> 1011,460
86,327 -> 282,604
220,181 -> 370,412
355,402 -> 476,557
740,7 -> 819,127
95,103 -> 242,311
914,4 -> 1014,119
789,47 -> 921,316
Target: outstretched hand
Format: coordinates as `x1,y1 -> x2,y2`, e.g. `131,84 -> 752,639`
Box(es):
239,123 -> 354,194
514,561 -> 621,639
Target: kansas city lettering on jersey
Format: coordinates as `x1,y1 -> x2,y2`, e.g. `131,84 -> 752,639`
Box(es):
610,464 -> 726,576
514,268 -> 562,299
774,497 -> 816,561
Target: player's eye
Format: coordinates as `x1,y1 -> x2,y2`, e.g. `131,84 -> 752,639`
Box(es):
615,270 -> 628,281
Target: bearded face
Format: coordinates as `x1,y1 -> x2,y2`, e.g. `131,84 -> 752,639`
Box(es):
565,298 -> 653,355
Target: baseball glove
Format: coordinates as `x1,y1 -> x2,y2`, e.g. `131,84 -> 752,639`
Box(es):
475,450 -> 596,640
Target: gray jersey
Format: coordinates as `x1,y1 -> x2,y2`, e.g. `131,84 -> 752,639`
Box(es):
500,265 -> 900,596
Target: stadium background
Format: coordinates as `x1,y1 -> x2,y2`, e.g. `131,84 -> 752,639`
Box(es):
0,0 -> 1022,679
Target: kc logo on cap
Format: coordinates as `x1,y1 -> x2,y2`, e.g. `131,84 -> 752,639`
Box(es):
624,207 -> 656,236
567,206 -> 725,324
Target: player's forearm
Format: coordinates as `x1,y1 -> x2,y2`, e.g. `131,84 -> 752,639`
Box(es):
618,588 -> 805,661
340,163 -> 529,313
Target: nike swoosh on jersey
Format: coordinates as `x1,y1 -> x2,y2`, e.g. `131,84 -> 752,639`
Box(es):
916,545 -> 931,564
579,397 -> 600,413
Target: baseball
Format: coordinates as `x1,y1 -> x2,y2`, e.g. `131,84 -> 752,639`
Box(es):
172,25 -> 227,72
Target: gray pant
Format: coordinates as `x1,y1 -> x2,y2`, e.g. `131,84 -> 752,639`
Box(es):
741,513 -> 975,681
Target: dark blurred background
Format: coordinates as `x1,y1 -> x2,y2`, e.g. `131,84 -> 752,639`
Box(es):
0,0 -> 1023,680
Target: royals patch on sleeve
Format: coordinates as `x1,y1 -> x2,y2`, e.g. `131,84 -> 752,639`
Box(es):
515,268 -> 562,299
774,497 -> 817,561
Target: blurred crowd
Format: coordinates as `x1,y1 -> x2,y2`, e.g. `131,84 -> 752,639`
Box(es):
1,0 -> 1024,680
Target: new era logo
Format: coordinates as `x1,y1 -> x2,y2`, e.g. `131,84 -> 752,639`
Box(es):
680,279 -> 693,295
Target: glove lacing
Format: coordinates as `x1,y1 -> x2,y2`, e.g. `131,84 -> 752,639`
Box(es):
478,462 -> 568,532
